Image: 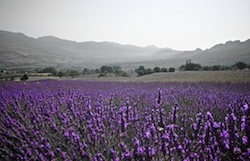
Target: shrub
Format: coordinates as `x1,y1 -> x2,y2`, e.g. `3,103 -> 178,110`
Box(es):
153,67 -> 161,73
212,65 -> 220,71
20,74 -> 28,81
161,67 -> 168,72
234,61 -> 248,70
169,67 -> 175,72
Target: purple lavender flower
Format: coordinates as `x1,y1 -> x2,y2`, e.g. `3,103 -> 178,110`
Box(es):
124,150 -> 132,160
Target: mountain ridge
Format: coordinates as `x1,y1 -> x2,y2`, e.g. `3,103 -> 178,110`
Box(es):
0,30 -> 249,69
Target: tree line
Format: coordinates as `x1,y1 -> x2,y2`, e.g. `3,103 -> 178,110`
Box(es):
34,60 -> 250,78
179,60 -> 250,71
39,65 -> 129,78
135,66 -> 175,77
5,60 -> 249,81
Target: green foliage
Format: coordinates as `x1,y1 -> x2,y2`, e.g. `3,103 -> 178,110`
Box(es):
10,76 -> 15,81
202,66 -> 211,71
135,66 -> 169,76
135,66 -> 146,76
161,67 -> 168,72
169,67 -> 175,72
220,66 -> 231,70
58,71 -> 64,78
212,65 -> 220,71
41,67 -> 57,76
153,67 -> 161,73
95,69 -> 100,73
146,68 -> 153,74
20,74 -> 28,81
112,66 -> 121,73
121,72 -> 129,77
234,61 -> 248,70
82,68 -> 90,75
100,66 -> 113,73
98,72 -> 107,78
68,70 -> 79,78
180,60 -> 202,71
180,60 -> 238,71
135,69 -> 145,77
115,70 -> 128,77
137,65 -> 145,72
98,65 -> 127,77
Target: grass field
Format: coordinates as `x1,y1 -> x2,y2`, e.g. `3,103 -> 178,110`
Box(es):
59,70 -> 250,83
135,70 -> 250,83
2,70 -> 249,83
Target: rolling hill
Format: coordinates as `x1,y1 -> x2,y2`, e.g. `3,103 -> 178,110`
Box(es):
0,30 -> 249,69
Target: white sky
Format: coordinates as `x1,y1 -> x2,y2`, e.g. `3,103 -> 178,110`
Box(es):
0,0 -> 249,50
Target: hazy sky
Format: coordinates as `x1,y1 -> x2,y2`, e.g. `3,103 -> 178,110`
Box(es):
0,0 -> 250,50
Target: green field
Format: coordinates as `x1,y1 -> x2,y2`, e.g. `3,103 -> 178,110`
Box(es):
134,70 -> 250,83
2,70 -> 250,83
67,70 -> 250,83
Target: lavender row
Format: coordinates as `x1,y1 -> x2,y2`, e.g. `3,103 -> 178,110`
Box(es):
0,80 -> 250,160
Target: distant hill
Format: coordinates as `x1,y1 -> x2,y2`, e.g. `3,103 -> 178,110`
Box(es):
140,39 -> 250,68
0,30 -> 162,68
0,30 -> 249,69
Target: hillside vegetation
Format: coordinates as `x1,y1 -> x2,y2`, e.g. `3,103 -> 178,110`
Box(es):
1,30 -> 250,69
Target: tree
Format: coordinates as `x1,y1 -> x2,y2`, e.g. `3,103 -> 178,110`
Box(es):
146,68 -> 153,74
212,65 -> 220,71
58,71 -> 64,78
95,69 -> 100,73
136,70 -> 145,77
113,66 -> 122,76
82,68 -> 90,75
98,72 -> 107,77
185,63 -> 196,70
179,65 -> 186,71
138,66 -> 145,71
20,74 -> 28,81
135,66 -> 146,76
203,66 -> 211,71
179,60 -> 202,71
121,72 -> 129,77
100,66 -> 108,73
235,61 -> 248,70
153,67 -> 161,73
169,67 -> 175,72
41,67 -> 57,76
69,70 -> 79,78
113,66 -> 121,72
100,65 -> 113,73
185,63 -> 201,70
161,67 -> 168,72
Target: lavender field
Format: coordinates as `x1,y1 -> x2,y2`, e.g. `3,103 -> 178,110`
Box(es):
0,80 -> 250,160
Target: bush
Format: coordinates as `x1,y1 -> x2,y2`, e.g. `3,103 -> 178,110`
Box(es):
69,70 -> 79,78
161,67 -> 168,72
153,67 -> 161,73
58,71 -> 64,78
212,65 -> 220,71
41,67 -> 57,76
20,74 -> 28,81
98,72 -> 107,77
202,66 -> 211,71
234,61 -> 248,70
169,67 -> 175,72
146,68 -> 153,74
135,66 -> 146,77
